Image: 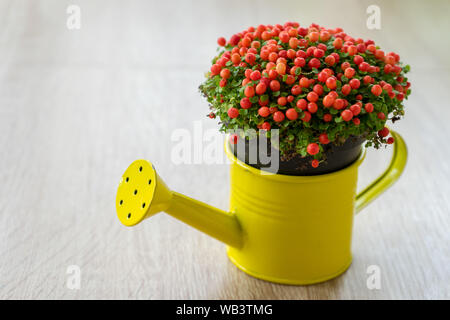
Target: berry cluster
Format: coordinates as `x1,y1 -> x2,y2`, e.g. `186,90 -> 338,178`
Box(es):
200,22 -> 411,167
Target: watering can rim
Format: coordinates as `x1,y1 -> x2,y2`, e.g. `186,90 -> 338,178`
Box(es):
224,135 -> 366,183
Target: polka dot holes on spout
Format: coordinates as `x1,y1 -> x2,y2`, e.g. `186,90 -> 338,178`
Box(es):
116,160 -> 158,226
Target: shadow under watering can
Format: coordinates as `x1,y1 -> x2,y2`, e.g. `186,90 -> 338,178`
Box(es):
115,130 -> 407,285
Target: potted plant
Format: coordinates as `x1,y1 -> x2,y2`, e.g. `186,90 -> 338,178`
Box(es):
116,22 -> 410,284
200,22 -> 411,175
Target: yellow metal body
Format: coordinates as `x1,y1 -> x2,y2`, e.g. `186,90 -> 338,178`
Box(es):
116,130 -> 407,285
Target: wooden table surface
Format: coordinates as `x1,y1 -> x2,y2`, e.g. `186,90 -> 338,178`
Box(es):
0,0 -> 449,299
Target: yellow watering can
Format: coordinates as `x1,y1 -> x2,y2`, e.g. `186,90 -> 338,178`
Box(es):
115,130 -> 407,285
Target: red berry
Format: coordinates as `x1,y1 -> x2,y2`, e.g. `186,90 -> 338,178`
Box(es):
378,127 -> 390,137
228,107 -> 239,119
219,78 -> 227,87
296,99 -> 307,110
217,57 -> 228,67
244,86 -> 255,97
220,69 -> 230,79
363,75 -> 372,84
301,111 -> 311,122
359,62 -> 370,72
229,134 -> 238,144
289,37 -> 299,49
318,71 -> 329,83
349,78 -> 360,89
329,90 -> 338,99
341,109 -> 353,121
308,32 -> 319,42
229,34 -> 240,46
269,106 -> 278,114
258,106 -> 270,117
325,55 -> 335,66
285,75 -> 296,85
341,62 -> 350,70
277,96 -> 287,106
307,91 -> 319,102
211,64 -> 221,75
240,98 -> 252,109
245,53 -> 256,65
217,37 -> 226,46
313,48 -> 324,58
323,113 -> 332,122
260,122 -> 271,131
286,108 -> 299,120
307,143 -> 320,155
273,111 -> 285,122
309,58 -> 321,69
350,104 -> 361,116
383,83 -> 393,92
364,103 -> 374,113
333,38 -> 343,49
326,77 -> 337,89
294,57 -> 306,67
270,80 -> 281,91
347,45 -> 357,56
333,98 -> 345,110
279,31 -> 290,43
308,102 -> 318,113
313,84 -> 323,96
344,67 -> 355,78
231,53 -> 241,64
371,84 -> 382,96
208,112 -> 215,119
352,118 -> 360,125
311,159 -> 319,168
367,44 -> 376,53
387,137 -> 395,144
356,43 -> 366,53
250,70 -> 261,81
241,37 -> 251,48
353,55 -> 364,65
287,49 -> 296,59
323,95 -> 335,108
341,84 -> 351,96
255,82 -> 267,95
319,133 -> 330,144
299,77 -> 310,88
377,112 -> 386,120
291,85 -> 302,95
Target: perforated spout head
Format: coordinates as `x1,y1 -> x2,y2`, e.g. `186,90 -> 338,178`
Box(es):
115,160 -> 172,226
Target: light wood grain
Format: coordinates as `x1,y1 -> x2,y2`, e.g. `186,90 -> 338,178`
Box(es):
0,0 -> 449,299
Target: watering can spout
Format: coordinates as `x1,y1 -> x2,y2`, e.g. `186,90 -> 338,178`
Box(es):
115,160 -> 244,248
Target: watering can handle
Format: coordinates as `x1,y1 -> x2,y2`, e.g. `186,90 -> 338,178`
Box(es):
355,130 -> 407,213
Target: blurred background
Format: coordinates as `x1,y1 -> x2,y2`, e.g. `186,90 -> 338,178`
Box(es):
0,0 -> 449,299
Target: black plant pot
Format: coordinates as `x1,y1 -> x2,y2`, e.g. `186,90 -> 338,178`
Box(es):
230,135 -> 365,176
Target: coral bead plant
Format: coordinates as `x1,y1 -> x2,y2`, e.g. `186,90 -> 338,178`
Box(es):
199,22 -> 411,167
